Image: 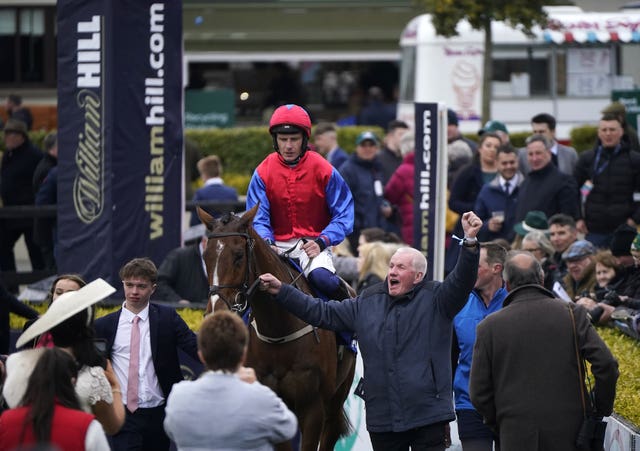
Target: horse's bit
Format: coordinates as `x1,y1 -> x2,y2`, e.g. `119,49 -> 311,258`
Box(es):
206,231 -> 260,313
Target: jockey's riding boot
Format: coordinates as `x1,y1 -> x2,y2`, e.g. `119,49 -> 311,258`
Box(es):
330,280 -> 353,301
308,268 -> 342,300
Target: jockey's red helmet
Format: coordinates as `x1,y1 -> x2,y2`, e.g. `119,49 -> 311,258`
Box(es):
269,104 -> 312,138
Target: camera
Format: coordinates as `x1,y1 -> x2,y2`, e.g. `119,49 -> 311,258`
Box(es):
578,290 -> 593,299
602,290 -> 621,307
575,416 -> 607,451
94,339 -> 108,356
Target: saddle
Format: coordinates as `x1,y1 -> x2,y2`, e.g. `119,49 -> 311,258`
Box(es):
278,254 -> 354,300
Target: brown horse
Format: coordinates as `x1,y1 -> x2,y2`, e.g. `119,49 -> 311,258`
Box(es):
198,204 -> 356,451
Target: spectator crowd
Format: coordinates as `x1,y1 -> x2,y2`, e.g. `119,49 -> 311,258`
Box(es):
0,98 -> 637,450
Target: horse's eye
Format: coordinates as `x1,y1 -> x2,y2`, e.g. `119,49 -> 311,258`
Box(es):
232,250 -> 244,265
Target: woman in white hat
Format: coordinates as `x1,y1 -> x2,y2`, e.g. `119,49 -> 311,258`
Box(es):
3,279 -> 125,435
21,273 -> 87,349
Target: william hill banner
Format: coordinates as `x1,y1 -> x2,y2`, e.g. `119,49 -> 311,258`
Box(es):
413,103 -> 447,281
57,0 -> 183,286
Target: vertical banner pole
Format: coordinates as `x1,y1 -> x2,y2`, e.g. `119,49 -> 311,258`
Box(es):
412,102 -> 448,281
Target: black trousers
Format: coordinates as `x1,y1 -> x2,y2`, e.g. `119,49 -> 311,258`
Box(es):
0,220 -> 44,292
457,409 -> 500,451
109,405 -> 170,451
369,422 -> 448,451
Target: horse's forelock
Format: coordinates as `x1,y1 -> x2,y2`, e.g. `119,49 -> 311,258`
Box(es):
219,212 -> 235,225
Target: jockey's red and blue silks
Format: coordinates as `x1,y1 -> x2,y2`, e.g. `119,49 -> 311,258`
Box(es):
246,151 -> 354,245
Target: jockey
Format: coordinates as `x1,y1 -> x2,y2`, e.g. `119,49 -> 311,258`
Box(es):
246,104 -> 354,300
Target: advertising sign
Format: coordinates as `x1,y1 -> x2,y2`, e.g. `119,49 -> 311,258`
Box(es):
57,0 -> 183,285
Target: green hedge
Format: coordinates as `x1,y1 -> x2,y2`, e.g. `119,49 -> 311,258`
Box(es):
570,125 -> 598,153
1,125 -> 598,193
184,125 -> 382,175
0,125 -> 599,158
594,327 -> 640,428
187,125 -> 383,195
464,129 -> 598,152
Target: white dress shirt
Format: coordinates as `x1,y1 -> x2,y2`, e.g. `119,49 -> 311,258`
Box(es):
111,303 -> 164,408
499,174 -> 519,195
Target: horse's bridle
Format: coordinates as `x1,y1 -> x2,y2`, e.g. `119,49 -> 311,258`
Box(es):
207,231 -> 261,313
206,230 -> 319,345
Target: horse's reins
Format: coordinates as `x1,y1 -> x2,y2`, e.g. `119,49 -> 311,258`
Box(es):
279,238 -> 313,287
207,231 -> 317,344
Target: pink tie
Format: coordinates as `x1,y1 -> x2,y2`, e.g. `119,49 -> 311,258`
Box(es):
127,316 -> 140,413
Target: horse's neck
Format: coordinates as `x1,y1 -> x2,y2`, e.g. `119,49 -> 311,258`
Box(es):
250,239 -> 310,326
252,237 -> 305,286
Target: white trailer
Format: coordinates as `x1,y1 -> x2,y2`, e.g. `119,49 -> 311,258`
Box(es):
397,6 -> 640,139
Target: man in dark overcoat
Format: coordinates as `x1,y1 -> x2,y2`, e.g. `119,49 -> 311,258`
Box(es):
470,251 -> 619,451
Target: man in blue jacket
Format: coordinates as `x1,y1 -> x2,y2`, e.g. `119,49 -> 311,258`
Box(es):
452,241 -> 507,450
259,211 -> 482,451
189,155 -> 238,226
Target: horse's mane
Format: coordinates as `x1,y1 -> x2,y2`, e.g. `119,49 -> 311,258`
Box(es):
223,213 -> 303,285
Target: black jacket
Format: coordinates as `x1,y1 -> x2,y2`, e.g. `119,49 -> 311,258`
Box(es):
94,303 -> 198,398
275,246 -> 479,433
32,153 -> 57,195
0,279 -> 38,354
155,244 -> 209,304
0,140 -> 42,206
515,162 -> 579,223
574,137 -> 640,234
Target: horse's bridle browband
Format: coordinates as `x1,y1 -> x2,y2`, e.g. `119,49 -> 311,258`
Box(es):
207,231 -> 260,313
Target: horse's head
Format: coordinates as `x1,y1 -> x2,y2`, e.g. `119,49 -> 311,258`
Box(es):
198,204 -> 263,315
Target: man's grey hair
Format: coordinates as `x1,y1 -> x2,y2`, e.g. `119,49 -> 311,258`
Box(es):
399,131 -> 415,158
394,247 -> 427,280
522,231 -> 554,257
525,133 -> 551,150
502,250 -> 544,289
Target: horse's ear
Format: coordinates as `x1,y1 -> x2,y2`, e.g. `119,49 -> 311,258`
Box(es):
197,206 -> 216,229
239,203 -> 259,228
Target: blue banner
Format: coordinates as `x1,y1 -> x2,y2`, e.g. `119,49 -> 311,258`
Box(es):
57,0 -> 183,286
413,103 -> 439,281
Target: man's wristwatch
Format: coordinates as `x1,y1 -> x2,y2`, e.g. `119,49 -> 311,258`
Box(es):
462,237 -> 478,247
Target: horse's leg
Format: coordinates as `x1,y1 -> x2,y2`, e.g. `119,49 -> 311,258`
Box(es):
318,351 -> 357,451
298,402 -> 324,451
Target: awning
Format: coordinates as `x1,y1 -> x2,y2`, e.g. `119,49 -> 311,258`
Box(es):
543,29 -> 640,44
542,11 -> 640,44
